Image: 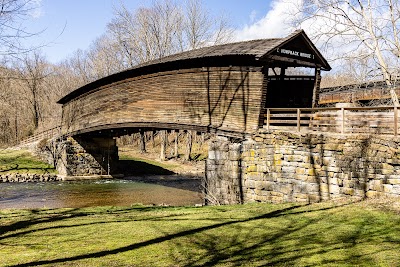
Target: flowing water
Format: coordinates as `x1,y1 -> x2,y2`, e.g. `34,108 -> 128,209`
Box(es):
0,175 -> 203,209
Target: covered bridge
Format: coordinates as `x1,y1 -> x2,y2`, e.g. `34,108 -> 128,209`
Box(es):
58,30 -> 331,138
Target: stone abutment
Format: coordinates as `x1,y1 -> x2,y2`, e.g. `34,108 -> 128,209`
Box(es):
206,131 -> 400,204
42,135 -> 118,177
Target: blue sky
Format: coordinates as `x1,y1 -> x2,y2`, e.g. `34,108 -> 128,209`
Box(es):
24,0 -> 278,64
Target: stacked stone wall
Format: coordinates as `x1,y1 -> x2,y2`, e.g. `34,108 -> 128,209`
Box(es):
0,173 -> 60,182
39,136 -> 118,177
206,138 -> 242,205
206,131 -> 400,204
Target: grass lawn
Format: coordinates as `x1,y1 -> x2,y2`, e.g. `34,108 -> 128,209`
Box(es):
0,149 -> 56,174
0,200 -> 399,266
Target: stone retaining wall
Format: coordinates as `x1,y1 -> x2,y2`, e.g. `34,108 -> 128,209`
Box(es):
37,136 -> 118,177
0,173 -> 60,182
206,131 -> 400,204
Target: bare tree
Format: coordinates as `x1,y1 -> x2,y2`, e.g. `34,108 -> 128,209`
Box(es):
13,51 -> 52,130
0,0 -> 42,56
108,0 -> 185,65
108,0 -> 233,66
63,49 -> 93,85
184,0 -> 233,49
86,35 -> 127,78
291,0 -> 400,105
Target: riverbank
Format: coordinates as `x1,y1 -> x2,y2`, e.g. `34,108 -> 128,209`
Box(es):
118,145 -> 206,177
0,149 -> 56,174
1,199 -> 399,267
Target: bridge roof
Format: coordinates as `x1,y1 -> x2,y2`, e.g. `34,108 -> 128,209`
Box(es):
133,30 -> 330,70
58,30 -> 330,104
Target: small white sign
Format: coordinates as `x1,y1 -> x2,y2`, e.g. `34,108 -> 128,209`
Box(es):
277,48 -> 314,59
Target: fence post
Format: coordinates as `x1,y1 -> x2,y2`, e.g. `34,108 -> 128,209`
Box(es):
394,106 -> 398,137
297,109 -> 301,132
341,108 -> 345,134
266,109 -> 270,131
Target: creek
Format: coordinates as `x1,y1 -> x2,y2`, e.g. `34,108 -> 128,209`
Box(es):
0,175 -> 203,209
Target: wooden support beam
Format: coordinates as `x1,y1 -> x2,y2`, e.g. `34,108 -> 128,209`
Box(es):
174,130 -> 179,158
139,129 -> 146,153
394,106 -> 398,136
297,109 -> 301,132
312,68 -> 321,108
341,108 -> 345,134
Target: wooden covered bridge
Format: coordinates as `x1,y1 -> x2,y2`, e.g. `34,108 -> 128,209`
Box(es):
32,30 -> 400,203
51,30 -> 334,177
58,30 -> 330,139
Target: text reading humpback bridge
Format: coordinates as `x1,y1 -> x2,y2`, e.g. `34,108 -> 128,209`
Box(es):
58,30 -> 330,138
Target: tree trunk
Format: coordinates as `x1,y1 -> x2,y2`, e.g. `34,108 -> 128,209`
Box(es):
151,131 -> 155,148
174,130 -> 179,158
160,130 -> 167,161
139,130 -> 146,153
184,130 -> 192,161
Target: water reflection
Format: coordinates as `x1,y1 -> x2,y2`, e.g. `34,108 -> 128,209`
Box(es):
0,176 -> 203,209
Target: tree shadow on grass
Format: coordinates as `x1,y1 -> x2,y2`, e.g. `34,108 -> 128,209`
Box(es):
166,202 -> 396,266
6,200 -> 394,267
0,207 -> 190,241
8,204 -> 335,267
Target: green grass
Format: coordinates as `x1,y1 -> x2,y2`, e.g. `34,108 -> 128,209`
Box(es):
0,149 -> 56,174
0,200 -> 399,266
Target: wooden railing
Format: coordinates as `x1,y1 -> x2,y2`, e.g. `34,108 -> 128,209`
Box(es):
264,106 -> 399,136
19,126 -> 62,145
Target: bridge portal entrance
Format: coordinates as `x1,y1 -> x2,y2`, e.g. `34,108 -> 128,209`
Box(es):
265,75 -> 316,108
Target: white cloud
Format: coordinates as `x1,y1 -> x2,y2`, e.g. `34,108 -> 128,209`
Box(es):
234,0 -> 297,41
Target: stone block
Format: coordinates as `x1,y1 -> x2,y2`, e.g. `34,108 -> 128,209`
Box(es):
295,174 -> 308,181
366,191 -> 381,198
328,177 -> 340,185
381,168 -> 395,175
285,155 -> 304,162
293,183 -> 306,193
244,179 -> 255,188
367,180 -> 383,191
246,165 -> 257,173
388,178 -> 400,185
282,166 -> 296,174
257,164 -> 269,173
279,184 -> 293,195
306,183 -> 320,193
342,188 -> 355,195
308,194 -> 321,203
382,184 -> 393,193
328,184 -> 341,194
326,166 -> 340,172
319,183 -> 329,193
295,168 -> 306,175
228,150 -> 241,161
392,185 -> 400,194
323,143 -> 343,151
299,163 -> 313,169
307,169 -> 316,176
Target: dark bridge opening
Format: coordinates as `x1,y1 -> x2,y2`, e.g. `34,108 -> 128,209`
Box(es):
69,127 -> 208,178
265,75 -> 316,108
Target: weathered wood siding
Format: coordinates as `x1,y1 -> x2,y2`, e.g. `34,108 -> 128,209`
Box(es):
61,66 -> 264,135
